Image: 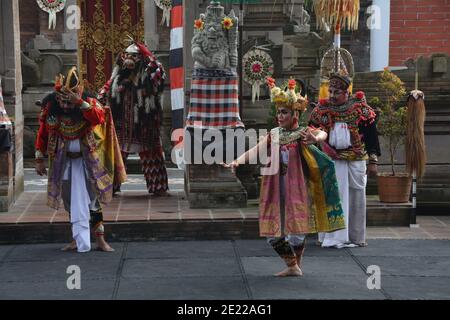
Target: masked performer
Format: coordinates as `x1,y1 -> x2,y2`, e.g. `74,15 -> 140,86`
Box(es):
35,67 -> 126,253
226,78 -> 345,276
310,73 -> 381,248
99,41 -> 168,196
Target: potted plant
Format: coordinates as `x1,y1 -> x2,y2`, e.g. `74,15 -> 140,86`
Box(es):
370,68 -> 411,203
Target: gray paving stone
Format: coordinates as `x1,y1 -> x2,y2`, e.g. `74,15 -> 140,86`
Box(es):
241,256 -> 366,277
122,258 -> 242,279
0,259 -> 119,283
382,276 -> 450,300
0,245 -> 14,261
5,243 -> 125,262
356,256 -> 450,277
0,279 -> 115,300
348,240 -> 450,257
0,240 -> 449,300
116,277 -> 248,300
126,241 -> 236,259
234,240 -> 277,257
235,239 -> 350,257
247,275 -> 386,300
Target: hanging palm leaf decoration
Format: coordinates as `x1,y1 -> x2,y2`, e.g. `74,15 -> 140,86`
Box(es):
313,0 -> 360,31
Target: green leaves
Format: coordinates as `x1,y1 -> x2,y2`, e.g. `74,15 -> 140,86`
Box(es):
372,69 -> 407,175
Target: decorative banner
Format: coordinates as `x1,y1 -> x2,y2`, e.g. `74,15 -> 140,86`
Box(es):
155,0 -> 172,27
170,0 -> 184,169
78,0 -> 144,91
36,0 -> 66,30
243,48 -> 274,103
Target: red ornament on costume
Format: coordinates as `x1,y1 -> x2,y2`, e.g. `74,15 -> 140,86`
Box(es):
319,98 -> 329,106
355,91 -> 365,100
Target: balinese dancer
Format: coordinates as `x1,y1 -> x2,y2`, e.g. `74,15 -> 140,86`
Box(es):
309,73 -> 381,248
226,78 -> 345,276
99,41 -> 168,196
35,67 -> 126,253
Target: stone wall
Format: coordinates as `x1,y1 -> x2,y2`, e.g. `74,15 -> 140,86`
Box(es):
354,54 -> 450,209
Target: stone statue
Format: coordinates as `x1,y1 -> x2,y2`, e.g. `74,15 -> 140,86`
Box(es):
191,1 -> 238,70
185,1 -> 247,209
287,0 -> 311,33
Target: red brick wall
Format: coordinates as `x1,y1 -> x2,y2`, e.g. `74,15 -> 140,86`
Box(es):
390,0 -> 450,66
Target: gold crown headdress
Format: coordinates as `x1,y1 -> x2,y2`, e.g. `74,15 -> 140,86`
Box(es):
54,66 -> 83,99
266,77 -> 308,112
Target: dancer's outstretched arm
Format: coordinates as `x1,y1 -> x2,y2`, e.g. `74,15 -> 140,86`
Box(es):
223,135 -> 270,173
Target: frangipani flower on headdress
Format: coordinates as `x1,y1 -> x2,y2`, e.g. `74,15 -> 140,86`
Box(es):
266,77 -> 276,89
266,77 -> 308,112
222,17 -> 234,30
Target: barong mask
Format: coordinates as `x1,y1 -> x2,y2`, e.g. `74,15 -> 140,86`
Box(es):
54,67 -> 84,112
122,44 -> 142,71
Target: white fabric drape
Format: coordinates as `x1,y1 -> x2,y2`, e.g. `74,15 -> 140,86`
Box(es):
64,140 -> 91,253
319,160 -> 367,248
329,122 -> 352,150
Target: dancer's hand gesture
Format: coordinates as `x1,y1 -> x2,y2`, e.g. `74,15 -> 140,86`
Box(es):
222,160 -> 239,174
300,127 -> 318,145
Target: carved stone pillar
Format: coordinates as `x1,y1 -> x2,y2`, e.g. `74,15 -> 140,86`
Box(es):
0,0 -> 24,211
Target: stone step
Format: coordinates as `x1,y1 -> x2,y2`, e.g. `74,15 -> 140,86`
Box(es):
0,197 -> 418,245
366,195 -> 412,227
0,220 -> 260,245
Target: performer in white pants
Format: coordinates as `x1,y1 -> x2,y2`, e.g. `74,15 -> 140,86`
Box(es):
309,73 -> 381,248
35,67 -> 126,253
61,140 -> 101,252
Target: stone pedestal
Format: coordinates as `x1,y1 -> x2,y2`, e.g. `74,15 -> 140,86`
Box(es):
185,164 -> 247,209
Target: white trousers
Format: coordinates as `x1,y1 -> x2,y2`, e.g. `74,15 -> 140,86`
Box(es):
62,140 -> 97,253
319,160 -> 367,248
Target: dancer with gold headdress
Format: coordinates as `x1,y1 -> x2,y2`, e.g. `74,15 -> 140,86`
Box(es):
225,78 -> 345,276
35,67 -> 126,253
309,0 -> 380,248
310,73 -> 380,248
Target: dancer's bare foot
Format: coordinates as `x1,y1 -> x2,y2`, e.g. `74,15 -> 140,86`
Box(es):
274,265 -> 303,277
61,240 -> 77,252
95,236 -> 115,252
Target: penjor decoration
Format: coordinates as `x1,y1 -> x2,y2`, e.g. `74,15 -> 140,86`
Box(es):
313,0 -> 360,98
243,47 -> 274,103
154,0 -> 172,27
36,0 -> 66,30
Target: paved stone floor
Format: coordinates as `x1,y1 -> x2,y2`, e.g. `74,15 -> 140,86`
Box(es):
1,168 -> 449,300
0,239 -> 449,300
1,169 -> 449,240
